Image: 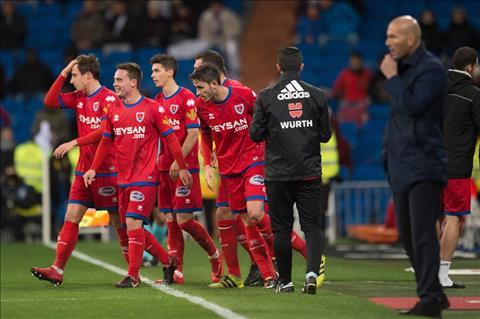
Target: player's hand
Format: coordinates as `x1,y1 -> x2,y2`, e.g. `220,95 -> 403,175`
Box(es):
211,152 -> 218,169
169,161 -> 179,180
380,54 -> 398,79
61,59 -> 78,77
83,169 -> 96,188
204,165 -> 216,191
53,140 -> 77,159
178,169 -> 192,187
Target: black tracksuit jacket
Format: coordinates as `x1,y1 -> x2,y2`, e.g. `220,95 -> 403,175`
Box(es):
249,71 -> 331,181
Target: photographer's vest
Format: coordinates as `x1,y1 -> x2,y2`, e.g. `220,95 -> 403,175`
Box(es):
321,132 -> 339,184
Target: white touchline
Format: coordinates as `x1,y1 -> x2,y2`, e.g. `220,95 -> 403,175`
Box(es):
45,242 -> 248,319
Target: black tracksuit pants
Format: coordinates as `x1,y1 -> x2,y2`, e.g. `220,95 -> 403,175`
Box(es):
266,178 -> 324,284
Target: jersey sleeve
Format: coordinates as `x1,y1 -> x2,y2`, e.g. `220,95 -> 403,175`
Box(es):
153,103 -> 174,137
183,93 -> 200,129
58,91 -> 80,110
245,88 -> 257,115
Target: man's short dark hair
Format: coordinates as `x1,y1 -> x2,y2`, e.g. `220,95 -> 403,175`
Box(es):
116,62 -> 142,89
195,50 -> 227,75
76,54 -> 100,80
350,51 -> 363,60
452,46 -> 478,70
190,64 -> 221,84
277,46 -> 303,72
150,53 -> 178,79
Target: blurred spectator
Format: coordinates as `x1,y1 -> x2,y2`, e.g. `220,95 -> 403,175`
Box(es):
295,2 -> 323,45
170,2 -> 197,43
0,1 -> 26,50
317,0 -> 359,45
332,52 -> 372,126
445,8 -> 479,55
70,0 -> 107,50
31,108 -> 70,148
368,56 -> 390,104
104,1 -> 139,49
198,0 -> 242,78
419,9 -> 443,56
9,49 -> 54,96
141,0 -> 172,47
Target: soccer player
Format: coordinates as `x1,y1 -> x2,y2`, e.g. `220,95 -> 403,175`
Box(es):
150,53 -> 222,285
194,50 -> 309,286
84,62 -> 192,288
31,54 -> 124,286
191,64 -> 278,289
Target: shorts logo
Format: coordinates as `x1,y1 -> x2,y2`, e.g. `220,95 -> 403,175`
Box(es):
170,104 -> 179,114
249,175 -> 264,186
234,104 -> 244,115
98,186 -> 116,197
175,186 -> 191,197
136,112 -> 145,123
130,191 -> 144,202
93,102 -> 100,112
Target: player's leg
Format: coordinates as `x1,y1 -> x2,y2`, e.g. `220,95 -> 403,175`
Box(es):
174,173 -> 222,283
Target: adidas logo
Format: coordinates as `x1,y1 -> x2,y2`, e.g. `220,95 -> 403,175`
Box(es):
277,80 -> 310,100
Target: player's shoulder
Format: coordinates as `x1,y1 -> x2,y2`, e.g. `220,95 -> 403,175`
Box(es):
230,85 -> 256,99
99,87 -> 119,102
178,87 -> 196,106
224,78 -> 245,88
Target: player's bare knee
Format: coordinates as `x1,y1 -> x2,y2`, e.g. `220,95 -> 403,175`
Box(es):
216,206 -> 233,220
108,212 -> 120,229
125,218 -> 143,230
165,213 -> 176,222
247,209 -> 263,224
176,213 -> 193,224
64,204 -> 87,224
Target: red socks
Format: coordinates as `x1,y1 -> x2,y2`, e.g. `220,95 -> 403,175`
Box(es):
179,219 -> 217,257
291,231 -> 307,259
245,224 -> 275,279
127,228 -> 145,280
115,227 -> 129,263
53,221 -> 79,270
144,229 -> 170,266
218,219 -> 241,276
256,213 -> 275,259
167,220 -> 184,271
235,215 -> 256,264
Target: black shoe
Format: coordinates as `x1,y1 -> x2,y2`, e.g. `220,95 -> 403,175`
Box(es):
244,263 -> 262,286
263,277 -> 279,289
275,281 -> 294,293
399,296 -> 449,318
114,276 -> 140,288
162,256 -> 177,285
443,281 -> 465,289
301,275 -> 317,295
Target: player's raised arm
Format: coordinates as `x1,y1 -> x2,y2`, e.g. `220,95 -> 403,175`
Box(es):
44,59 -> 78,108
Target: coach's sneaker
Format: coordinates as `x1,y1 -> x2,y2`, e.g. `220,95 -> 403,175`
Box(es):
263,277 -> 279,289
275,281 -> 294,293
317,255 -> 326,287
209,250 -> 224,283
302,275 -> 317,295
443,281 -> 465,289
209,274 -> 244,288
31,266 -> 63,286
244,263 -> 262,286
114,275 -> 140,288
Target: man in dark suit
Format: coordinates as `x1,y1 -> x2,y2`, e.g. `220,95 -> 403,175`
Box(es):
380,15 -> 449,318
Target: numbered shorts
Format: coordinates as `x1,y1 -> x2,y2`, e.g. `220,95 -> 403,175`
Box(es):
220,164 -> 267,214
118,185 -> 158,225
68,174 -> 118,211
442,178 -> 471,216
158,171 -> 202,214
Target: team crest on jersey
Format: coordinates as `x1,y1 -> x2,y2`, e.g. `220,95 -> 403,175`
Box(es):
77,102 -> 83,109
93,102 -> 100,112
175,186 -> 191,197
130,191 -> 144,202
170,104 -> 179,114
249,175 -> 264,186
136,112 -> 145,123
98,186 -> 116,197
186,109 -> 196,120
105,95 -> 116,102
234,104 -> 244,115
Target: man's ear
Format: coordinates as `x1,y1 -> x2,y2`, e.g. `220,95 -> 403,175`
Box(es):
276,63 -> 281,73
300,63 -> 304,73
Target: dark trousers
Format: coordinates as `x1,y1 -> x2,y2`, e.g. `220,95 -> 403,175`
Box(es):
392,182 -> 445,303
266,179 -> 324,284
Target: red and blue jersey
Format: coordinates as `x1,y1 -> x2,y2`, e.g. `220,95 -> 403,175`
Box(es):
103,96 -> 173,187
59,86 -> 118,175
222,78 -> 244,88
197,86 -> 264,176
155,86 -> 200,172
